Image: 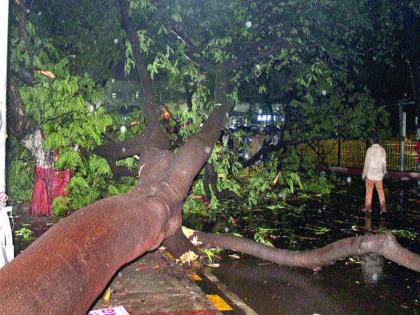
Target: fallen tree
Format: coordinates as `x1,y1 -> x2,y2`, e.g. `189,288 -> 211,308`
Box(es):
2,1 -> 420,314
1,86 -> 419,313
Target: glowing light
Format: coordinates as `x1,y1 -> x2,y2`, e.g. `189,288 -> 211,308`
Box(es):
162,111 -> 171,120
257,114 -> 277,122
322,90 -> 327,96
245,21 -> 252,28
114,38 -> 119,44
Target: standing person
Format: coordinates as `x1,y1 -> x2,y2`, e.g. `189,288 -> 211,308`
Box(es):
362,136 -> 387,214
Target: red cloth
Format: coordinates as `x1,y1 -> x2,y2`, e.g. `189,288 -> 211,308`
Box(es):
31,166 -> 71,216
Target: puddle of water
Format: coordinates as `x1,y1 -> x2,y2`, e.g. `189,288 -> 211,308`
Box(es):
211,179 -> 420,314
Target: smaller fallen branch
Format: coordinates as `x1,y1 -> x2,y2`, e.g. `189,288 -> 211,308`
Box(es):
184,229 -> 420,272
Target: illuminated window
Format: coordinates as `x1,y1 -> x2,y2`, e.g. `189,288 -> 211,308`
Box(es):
257,114 -> 277,122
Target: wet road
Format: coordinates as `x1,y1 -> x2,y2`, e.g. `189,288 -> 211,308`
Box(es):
210,179 -> 420,314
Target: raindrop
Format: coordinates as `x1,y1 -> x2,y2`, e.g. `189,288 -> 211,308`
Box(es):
372,273 -> 378,281
122,147 -> 126,153
38,11 -> 42,16
321,90 -> 327,96
347,176 -> 351,183
205,146 -> 211,154
245,21 -> 252,28
114,38 -> 119,44
120,125 -> 127,133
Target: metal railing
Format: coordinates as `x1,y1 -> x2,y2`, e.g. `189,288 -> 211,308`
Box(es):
299,139 -> 418,172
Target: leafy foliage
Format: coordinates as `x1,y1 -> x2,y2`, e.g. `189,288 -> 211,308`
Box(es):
15,225 -> 34,241
254,227 -> 276,247
9,0 -> 414,221
184,136 -> 333,231
8,6 -> 137,214
31,0 -> 124,83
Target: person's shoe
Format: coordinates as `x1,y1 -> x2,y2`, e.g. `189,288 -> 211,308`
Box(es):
362,208 -> 372,213
380,209 -> 387,217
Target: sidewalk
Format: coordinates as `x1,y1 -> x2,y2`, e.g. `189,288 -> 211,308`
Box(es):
90,249 -> 222,315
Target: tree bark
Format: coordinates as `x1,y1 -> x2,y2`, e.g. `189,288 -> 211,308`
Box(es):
0,186 -> 177,314
203,162 -> 218,201
188,230 -> 420,272
7,81 -> 37,140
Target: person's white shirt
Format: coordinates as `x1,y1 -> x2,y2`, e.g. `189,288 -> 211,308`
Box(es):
362,144 -> 387,181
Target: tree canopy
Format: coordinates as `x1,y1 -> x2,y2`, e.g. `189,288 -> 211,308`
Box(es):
8,0 -> 420,210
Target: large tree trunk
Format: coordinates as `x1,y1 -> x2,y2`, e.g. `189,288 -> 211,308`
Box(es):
0,191 -> 172,313
0,77 -> 230,313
